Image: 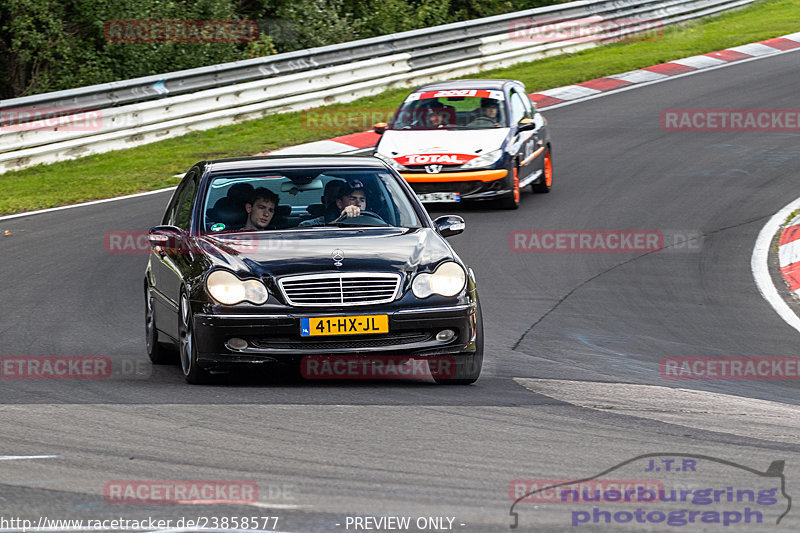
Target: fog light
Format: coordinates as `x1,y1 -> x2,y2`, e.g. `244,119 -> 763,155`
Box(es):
436,329 -> 455,342
227,337 -> 248,350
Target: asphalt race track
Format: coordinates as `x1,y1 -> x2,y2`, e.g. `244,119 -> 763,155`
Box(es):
1,50 -> 800,532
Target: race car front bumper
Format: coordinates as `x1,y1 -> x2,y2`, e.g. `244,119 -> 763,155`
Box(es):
401,169 -> 511,201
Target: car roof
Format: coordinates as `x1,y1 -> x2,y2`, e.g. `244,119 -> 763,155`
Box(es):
411,79 -> 524,92
203,155 -> 387,173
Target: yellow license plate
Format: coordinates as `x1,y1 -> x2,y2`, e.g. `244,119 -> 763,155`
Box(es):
300,315 -> 389,337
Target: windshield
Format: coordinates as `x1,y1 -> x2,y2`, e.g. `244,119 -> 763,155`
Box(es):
390,90 -> 507,130
203,167 -> 422,233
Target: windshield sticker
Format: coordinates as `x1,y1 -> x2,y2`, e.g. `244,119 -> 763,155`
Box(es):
210,223 -> 226,232
410,89 -> 505,101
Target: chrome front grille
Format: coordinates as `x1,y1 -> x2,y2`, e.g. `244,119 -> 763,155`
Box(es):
278,273 -> 401,306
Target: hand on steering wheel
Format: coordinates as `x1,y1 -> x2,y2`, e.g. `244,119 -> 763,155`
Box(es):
328,209 -> 385,224
472,116 -> 499,126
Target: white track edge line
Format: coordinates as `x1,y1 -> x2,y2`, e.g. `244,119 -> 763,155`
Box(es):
751,196 -> 800,334
0,455 -> 59,460
0,187 -> 176,222
3,41 -> 799,221
542,44 -> 800,110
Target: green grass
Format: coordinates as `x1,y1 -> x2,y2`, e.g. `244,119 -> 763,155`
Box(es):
2,0 -> 799,215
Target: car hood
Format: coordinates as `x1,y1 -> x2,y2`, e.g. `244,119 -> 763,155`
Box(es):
376,129 -> 509,160
198,227 -> 456,278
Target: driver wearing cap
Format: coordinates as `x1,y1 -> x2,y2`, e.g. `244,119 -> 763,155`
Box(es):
300,179 -> 367,226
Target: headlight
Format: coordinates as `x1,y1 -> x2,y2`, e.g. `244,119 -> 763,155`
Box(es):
461,149 -> 503,169
374,152 -> 408,171
412,261 -> 467,298
206,270 -> 268,305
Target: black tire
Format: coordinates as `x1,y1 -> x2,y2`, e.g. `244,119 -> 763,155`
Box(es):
432,301 -> 484,385
178,291 -> 212,385
499,164 -> 521,209
145,285 -> 177,365
532,148 -> 552,194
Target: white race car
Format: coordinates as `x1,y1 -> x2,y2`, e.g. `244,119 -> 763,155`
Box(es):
373,79 -> 552,209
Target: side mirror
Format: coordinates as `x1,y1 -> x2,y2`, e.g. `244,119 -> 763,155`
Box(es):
434,215 -> 465,238
373,122 -> 388,134
517,117 -> 536,132
148,226 -> 186,251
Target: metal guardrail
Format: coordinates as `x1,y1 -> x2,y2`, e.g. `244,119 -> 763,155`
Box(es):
0,0 -> 755,173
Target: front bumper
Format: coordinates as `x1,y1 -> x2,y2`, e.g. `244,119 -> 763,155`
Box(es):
192,303 -> 478,368
400,169 -> 512,200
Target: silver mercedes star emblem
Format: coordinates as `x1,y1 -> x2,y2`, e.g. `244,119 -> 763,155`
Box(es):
425,164 -> 443,174
331,249 -> 344,267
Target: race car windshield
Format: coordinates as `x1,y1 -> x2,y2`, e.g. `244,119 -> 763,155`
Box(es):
390,95 -> 508,130
203,168 -> 422,233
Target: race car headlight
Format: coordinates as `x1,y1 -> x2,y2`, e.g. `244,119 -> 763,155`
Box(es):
374,152 -> 408,171
461,149 -> 503,169
412,262 -> 467,298
206,270 -> 268,305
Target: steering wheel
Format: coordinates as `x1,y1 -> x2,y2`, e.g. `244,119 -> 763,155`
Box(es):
471,116 -> 498,126
329,210 -> 388,225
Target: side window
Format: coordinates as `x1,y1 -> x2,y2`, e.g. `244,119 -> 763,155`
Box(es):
174,177 -> 197,231
518,90 -> 534,117
164,170 -> 196,226
509,92 -> 528,125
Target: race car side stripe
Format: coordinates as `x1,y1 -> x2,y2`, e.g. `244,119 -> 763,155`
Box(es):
519,147 -> 544,167
401,169 -> 507,182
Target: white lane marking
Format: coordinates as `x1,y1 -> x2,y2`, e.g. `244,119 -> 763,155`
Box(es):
728,42 -> 781,56
751,196 -> 800,334
269,139 -> 357,155
0,455 -> 59,460
608,69 -> 668,83
671,54 -> 728,68
248,501 -> 308,510
778,237 -> 800,267
173,500 -> 304,510
543,44 -> 800,111
0,187 -> 175,222
538,85 -> 601,100
515,378 -> 800,443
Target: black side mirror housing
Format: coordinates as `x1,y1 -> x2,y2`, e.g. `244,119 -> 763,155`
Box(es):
517,118 -> 536,132
434,215 -> 465,238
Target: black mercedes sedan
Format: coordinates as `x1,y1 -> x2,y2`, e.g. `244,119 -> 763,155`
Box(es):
144,156 -> 482,384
